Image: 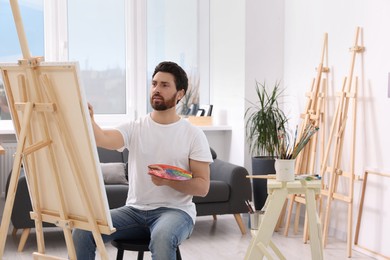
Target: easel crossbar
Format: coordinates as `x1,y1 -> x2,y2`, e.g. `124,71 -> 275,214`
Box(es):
23,140 -> 51,156
30,211 -> 115,235
15,102 -> 57,112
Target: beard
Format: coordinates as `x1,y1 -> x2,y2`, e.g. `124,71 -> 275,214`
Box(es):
151,92 -> 177,111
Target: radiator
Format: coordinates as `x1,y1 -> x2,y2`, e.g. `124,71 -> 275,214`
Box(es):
0,142 -> 17,198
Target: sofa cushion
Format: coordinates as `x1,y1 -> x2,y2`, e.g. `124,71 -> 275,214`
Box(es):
193,180 -> 229,203
101,162 -> 128,184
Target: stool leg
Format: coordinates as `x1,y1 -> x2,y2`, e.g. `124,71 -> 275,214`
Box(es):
116,249 -> 124,260
137,251 -> 144,260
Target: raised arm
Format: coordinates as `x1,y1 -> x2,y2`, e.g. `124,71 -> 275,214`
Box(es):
88,103 -> 124,150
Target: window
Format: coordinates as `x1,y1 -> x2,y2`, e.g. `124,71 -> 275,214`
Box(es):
0,0 -> 44,120
147,0 -> 202,114
68,0 -> 126,115
65,0 -> 209,123
0,0 -> 209,125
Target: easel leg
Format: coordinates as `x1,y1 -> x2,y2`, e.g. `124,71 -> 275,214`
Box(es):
63,229 -> 76,260
275,199 -> 287,232
294,202 -> 302,235
347,200 -> 353,258
283,194 -> 295,236
34,217 -> 45,254
0,102 -> 34,257
93,232 -> 109,260
302,210 -> 309,243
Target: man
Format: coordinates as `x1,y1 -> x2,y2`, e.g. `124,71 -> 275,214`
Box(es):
73,61 -> 213,259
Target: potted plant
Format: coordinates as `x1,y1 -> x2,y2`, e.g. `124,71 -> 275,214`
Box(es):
245,80 -> 288,210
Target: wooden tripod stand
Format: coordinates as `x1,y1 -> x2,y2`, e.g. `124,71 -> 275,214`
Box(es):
283,33 -> 329,240
320,26 -> 364,258
0,1 -> 115,259
294,33 -> 328,176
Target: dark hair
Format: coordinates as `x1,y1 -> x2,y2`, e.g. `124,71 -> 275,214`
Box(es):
152,61 -> 188,94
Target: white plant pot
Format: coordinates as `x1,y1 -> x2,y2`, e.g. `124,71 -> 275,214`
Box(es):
275,159 -> 296,182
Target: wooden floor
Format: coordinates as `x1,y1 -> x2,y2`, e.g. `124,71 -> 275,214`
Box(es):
0,208 -> 375,260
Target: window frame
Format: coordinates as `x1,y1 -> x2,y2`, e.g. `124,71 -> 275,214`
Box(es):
44,0 -> 139,127
2,0 -> 210,130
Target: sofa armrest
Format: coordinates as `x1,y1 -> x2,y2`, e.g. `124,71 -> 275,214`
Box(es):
209,159 -> 252,212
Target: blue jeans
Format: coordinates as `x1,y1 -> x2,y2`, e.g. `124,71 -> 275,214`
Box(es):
72,206 -> 194,260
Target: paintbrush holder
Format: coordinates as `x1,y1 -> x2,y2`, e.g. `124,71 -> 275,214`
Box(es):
275,159 -> 296,182
249,211 -> 264,230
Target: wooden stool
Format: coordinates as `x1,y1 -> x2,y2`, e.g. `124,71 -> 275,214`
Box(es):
111,239 -> 182,260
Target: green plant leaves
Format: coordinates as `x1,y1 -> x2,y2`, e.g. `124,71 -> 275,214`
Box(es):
245,81 -> 288,157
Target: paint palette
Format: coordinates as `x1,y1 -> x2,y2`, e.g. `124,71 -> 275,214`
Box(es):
148,164 -> 192,181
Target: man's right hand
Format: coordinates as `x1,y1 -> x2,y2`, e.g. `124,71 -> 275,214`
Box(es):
87,103 -> 94,120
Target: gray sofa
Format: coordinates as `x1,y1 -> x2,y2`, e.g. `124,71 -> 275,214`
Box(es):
5,147 -> 252,252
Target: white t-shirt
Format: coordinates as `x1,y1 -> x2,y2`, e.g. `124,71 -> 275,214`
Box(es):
115,114 -> 213,224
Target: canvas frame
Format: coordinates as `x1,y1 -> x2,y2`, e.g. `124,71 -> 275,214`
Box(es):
0,61 -> 115,259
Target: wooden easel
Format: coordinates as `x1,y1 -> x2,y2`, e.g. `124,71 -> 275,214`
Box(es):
283,33 -> 328,240
354,170 -> 390,259
320,27 -> 363,258
294,33 -> 328,176
0,1 -> 115,259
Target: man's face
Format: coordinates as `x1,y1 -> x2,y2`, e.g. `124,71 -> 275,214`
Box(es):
150,72 -> 182,111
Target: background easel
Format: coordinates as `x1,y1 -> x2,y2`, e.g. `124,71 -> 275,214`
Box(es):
354,170 -> 390,259
0,0 -> 115,259
320,26 -> 363,258
294,33 -> 328,176
283,33 -> 328,241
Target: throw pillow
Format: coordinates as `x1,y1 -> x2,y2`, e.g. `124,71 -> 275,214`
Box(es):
100,162 -> 128,185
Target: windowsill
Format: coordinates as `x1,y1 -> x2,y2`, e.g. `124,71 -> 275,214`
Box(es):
195,125 -> 232,131
0,121 -> 15,135
0,120 -> 232,135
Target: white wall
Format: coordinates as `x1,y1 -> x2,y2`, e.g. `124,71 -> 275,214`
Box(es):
210,0 -> 246,165
281,0 -> 390,257
284,0 -> 390,176
244,0 -> 285,172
